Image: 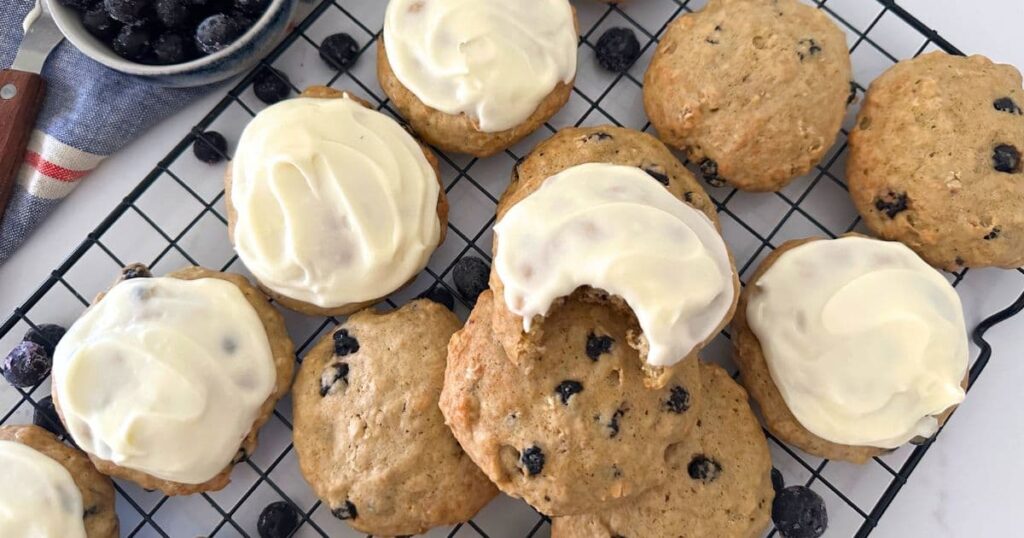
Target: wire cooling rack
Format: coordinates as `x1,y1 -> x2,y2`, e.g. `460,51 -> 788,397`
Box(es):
2,0 -> 1024,536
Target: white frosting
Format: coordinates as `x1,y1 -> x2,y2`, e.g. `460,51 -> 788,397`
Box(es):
53,277 -> 277,484
383,0 -> 578,133
747,236 -> 969,448
231,95 -> 442,309
494,163 -> 736,367
0,441 -> 86,538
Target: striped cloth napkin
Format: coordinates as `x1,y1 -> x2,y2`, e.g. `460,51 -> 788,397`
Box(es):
0,0 -> 212,265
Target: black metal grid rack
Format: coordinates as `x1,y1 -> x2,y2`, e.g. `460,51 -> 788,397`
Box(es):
2,0 -> 1023,536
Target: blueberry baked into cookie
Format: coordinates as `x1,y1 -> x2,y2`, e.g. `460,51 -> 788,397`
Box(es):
0,425 -> 118,537
51,265 -> 294,494
849,52 -> 1024,270
378,0 -> 578,156
644,0 -> 852,191
292,300 -> 497,536
227,86 -> 448,316
733,235 -> 969,463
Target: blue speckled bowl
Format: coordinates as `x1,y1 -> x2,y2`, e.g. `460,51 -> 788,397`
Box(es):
46,0 -> 298,88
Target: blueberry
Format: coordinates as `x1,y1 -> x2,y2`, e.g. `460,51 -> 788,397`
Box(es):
847,82 -> 858,105
319,362 -> 349,397
585,332 -> 613,361
59,0 -> 97,11
585,131 -> 614,142
417,286 -> 456,312
452,256 -> 490,306
235,0 -> 269,15
23,324 -> 66,358
331,500 -> 357,520
154,0 -> 189,28
112,25 -> 152,62
984,226 -> 1001,240
521,445 -> 545,476
333,329 -> 359,356
772,486 -> 828,538
665,385 -> 690,414
33,396 -> 69,439
687,455 -> 722,483
121,263 -> 152,280
699,159 -> 726,188
104,0 -> 150,25
320,33 -> 360,71
643,165 -> 670,186
595,27 -> 641,73
771,467 -> 785,492
82,6 -> 121,41
257,501 -> 299,538
153,33 -> 192,65
797,38 -> 822,61
874,191 -> 908,218
606,407 -> 625,438
555,380 -> 583,405
192,131 -> 228,164
253,67 -> 291,104
994,144 -> 1020,173
195,13 -> 242,55
2,342 -> 52,388
994,97 -> 1022,115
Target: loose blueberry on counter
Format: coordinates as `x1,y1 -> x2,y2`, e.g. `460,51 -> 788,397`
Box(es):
771,467 -> 785,492
2,342 -> 52,388
585,332 -> 614,361
24,324 -> 66,358
687,455 -> 722,483
665,385 -> 691,414
83,6 -> 121,41
104,0 -> 149,26
192,131 -> 229,164
993,144 -> 1020,173
333,329 -> 360,356
112,26 -> 153,62
772,485 -> 828,538
453,256 -> 490,306
34,396 -> 70,439
595,27 -> 641,73
253,67 -> 292,105
994,97 -> 1023,115
154,33 -> 193,65
320,33 -> 360,71
257,501 -> 299,538
59,0 -> 97,11
521,445 -> 545,476
196,13 -> 242,55
155,0 -> 189,29
331,500 -> 358,520
555,380 -> 583,405
417,285 -> 456,312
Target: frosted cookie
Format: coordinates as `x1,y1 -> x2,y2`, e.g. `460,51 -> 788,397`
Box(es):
644,0 -> 851,191
227,86 -> 447,316
293,300 -> 496,535
733,235 -> 969,463
52,265 -> 294,494
0,425 -> 118,538
552,363 -> 773,538
848,52 -> 1024,270
491,127 -> 737,385
378,0 -> 578,156
441,291 -> 702,516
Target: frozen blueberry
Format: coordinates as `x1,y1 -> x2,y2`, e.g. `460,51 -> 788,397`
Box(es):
320,33 -> 360,71
417,286 -> 456,312
253,67 -> 291,104
33,396 -> 69,439
23,324 -> 66,358
257,501 -> 299,538
112,25 -> 153,62
104,0 -> 150,25
521,445 -> 545,476
2,342 -> 51,388
994,97 -> 1022,115
699,159 -> 726,188
154,0 -> 189,28
994,144 -> 1020,173
665,385 -> 690,414
333,329 -> 359,356
643,165 -> 670,186
192,131 -> 228,164
452,256 -> 490,306
595,27 -> 641,73
874,191 -> 908,218
82,6 -> 121,41
59,0 -> 97,11
585,332 -> 613,361
687,455 -> 722,483
331,500 -> 357,520
772,486 -> 828,538
319,362 -> 349,397
196,13 -> 242,55
122,263 -> 152,280
771,467 -> 785,492
555,380 -> 583,405
153,33 -> 191,65
235,0 -> 269,15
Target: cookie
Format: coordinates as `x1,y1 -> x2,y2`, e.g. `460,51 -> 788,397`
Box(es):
226,86 -> 448,317
293,300 -> 497,536
644,0 -> 851,191
733,236 -> 968,463
552,363 -> 773,538
52,265 -> 294,494
848,52 -> 1024,270
440,291 -> 702,516
378,0 -> 578,157
489,126 -> 737,386
0,425 -> 119,538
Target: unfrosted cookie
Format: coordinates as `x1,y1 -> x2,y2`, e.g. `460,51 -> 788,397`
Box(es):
848,52 -> 1024,270
0,425 -> 118,538
293,300 -> 497,535
226,86 -> 447,317
440,291 -> 702,516
552,363 -> 773,538
378,0 -> 578,157
733,236 -> 968,463
52,265 -> 294,495
644,0 -> 851,191
489,126 -> 737,387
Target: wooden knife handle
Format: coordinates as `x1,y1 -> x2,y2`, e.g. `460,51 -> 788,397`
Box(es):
0,70 -> 47,221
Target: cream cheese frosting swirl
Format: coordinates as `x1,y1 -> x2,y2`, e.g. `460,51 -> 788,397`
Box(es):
231,95 -> 441,308
383,0 -> 578,133
747,236 -> 969,448
53,277 -> 277,484
0,441 -> 87,538
494,163 -> 736,367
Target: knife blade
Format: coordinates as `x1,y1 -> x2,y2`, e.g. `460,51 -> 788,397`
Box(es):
12,0 -> 64,73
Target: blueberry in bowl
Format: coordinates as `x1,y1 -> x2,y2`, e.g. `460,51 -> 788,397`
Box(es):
48,0 -> 298,87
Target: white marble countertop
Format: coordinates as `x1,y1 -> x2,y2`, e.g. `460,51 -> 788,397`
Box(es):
1,1 -> 1022,536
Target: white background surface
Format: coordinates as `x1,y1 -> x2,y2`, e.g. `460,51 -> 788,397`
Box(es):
1,1 -> 1023,536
